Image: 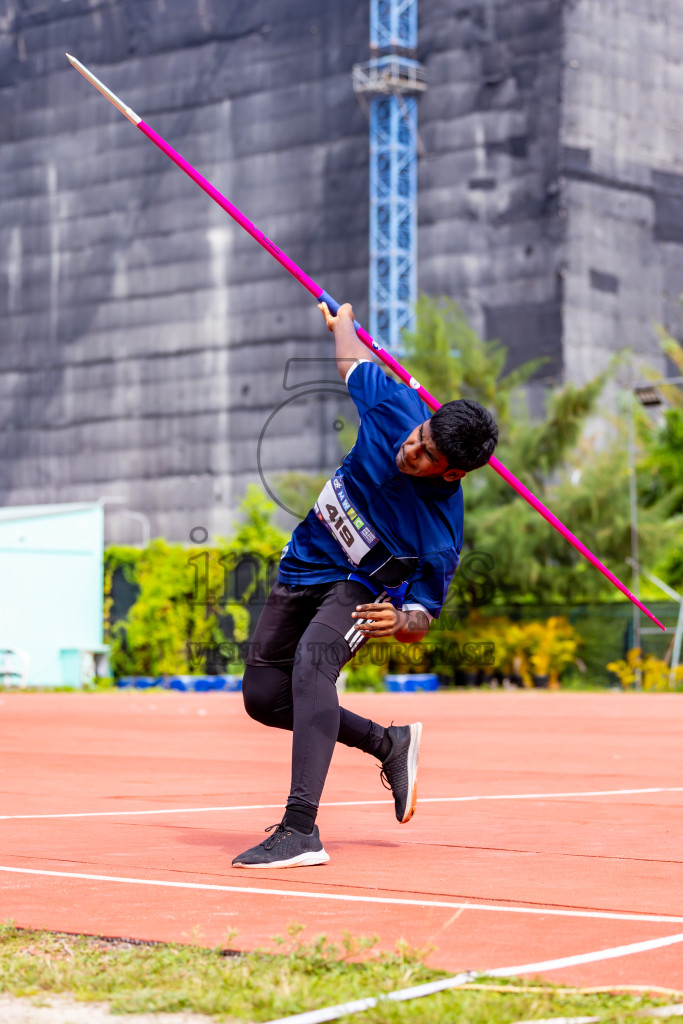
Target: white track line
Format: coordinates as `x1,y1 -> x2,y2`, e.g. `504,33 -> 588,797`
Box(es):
2,786 -> 682,821
1,866 -> 682,923
263,932 -> 683,1024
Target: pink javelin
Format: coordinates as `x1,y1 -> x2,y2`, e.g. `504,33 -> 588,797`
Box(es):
65,54 -> 664,631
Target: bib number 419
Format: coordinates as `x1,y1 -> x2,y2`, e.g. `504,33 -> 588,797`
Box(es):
326,505 -> 354,548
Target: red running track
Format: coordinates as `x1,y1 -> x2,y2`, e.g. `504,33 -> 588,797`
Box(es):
1,691 -> 682,990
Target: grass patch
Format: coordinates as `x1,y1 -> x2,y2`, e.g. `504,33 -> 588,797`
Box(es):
0,922 -> 680,1022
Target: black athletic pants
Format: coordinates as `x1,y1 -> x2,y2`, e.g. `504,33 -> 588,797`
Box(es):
242,579 -> 386,812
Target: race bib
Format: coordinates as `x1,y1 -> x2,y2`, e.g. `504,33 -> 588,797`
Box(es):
314,476 -> 380,567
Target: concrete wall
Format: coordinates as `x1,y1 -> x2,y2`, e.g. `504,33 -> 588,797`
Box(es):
418,0 -> 565,379
0,0 -> 368,542
560,0 -> 683,383
1,0 -> 682,542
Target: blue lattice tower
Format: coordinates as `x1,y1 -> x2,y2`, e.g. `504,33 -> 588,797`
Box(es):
370,91 -> 416,347
371,0 -> 417,51
352,1 -> 425,350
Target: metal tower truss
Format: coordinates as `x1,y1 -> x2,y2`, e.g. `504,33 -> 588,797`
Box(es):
369,91 -> 417,348
371,0 -> 417,50
353,0 -> 424,352
351,54 -> 425,94
356,1 -> 423,352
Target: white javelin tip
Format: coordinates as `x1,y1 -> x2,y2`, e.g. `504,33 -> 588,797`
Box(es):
65,53 -> 141,126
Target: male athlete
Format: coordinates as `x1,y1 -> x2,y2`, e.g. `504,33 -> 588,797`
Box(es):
232,301 -> 498,868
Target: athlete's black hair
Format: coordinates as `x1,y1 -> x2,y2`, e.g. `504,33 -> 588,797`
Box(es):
430,399 -> 498,472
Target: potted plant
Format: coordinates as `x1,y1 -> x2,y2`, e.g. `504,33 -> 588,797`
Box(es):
527,617 -> 581,688
487,618 -> 532,687
606,647 -> 641,688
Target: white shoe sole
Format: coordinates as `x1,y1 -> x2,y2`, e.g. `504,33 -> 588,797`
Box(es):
233,848 -> 330,869
400,721 -> 422,823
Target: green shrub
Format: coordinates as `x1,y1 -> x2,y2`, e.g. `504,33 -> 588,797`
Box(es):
105,487 -> 286,678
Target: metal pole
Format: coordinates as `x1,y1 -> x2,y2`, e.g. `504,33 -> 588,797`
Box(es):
627,557 -> 682,688
123,510 -> 151,547
627,389 -> 642,687
671,600 -> 683,687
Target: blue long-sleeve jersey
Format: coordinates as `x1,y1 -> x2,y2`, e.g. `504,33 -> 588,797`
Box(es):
277,360 -> 463,619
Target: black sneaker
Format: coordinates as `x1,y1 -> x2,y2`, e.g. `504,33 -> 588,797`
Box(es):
380,722 -> 422,823
231,821 -> 330,869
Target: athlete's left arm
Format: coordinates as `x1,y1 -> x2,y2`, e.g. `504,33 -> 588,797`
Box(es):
352,603 -> 429,643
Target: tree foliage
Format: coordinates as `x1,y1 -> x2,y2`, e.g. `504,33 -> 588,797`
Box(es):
105,486 -> 287,677
636,332 -> 683,588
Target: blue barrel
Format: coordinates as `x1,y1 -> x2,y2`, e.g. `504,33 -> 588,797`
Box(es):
384,673 -> 439,692
116,675 -> 243,691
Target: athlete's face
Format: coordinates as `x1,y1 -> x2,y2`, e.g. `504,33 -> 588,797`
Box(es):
395,420 -> 466,481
